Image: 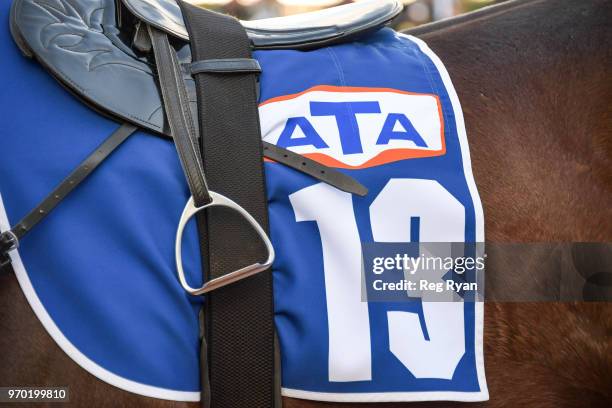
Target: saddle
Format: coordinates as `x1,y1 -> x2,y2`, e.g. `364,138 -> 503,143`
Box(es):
3,0 -> 402,407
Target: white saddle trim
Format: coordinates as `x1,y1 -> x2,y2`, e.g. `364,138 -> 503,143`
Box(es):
281,384 -> 487,403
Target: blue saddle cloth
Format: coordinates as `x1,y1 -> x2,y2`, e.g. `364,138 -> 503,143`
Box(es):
0,1 -> 487,402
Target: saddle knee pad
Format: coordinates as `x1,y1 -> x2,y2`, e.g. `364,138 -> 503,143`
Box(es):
0,0 -> 487,402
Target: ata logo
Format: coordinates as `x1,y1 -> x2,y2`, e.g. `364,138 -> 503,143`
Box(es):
259,85 -> 446,169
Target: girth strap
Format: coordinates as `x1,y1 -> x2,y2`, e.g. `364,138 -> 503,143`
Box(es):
178,2 -> 278,407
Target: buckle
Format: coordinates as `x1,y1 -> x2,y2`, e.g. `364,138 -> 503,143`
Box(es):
175,192 -> 275,296
0,230 -> 18,253
0,230 -> 18,270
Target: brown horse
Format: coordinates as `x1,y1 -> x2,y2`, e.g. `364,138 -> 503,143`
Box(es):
1,0 -> 610,406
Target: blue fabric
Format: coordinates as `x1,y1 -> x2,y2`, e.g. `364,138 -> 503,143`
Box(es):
1,0 -> 483,398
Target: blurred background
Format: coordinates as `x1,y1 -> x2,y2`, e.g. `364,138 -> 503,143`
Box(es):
188,0 -> 505,30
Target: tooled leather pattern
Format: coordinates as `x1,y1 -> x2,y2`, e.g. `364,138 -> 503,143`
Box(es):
13,0 -> 196,138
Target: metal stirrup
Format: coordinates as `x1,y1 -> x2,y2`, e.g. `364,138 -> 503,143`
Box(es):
175,193 -> 275,295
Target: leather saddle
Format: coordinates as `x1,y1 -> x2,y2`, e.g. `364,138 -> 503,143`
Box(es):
10,0 -> 402,138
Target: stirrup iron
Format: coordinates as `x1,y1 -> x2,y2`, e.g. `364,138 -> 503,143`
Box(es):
175,192 -> 275,295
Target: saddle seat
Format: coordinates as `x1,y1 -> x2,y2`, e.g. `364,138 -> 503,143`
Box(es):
121,0 -> 403,48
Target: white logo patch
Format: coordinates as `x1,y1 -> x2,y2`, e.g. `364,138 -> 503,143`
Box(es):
259,86 -> 445,169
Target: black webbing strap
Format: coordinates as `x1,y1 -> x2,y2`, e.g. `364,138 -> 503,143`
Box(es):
0,123 -> 137,271
178,2 -> 278,407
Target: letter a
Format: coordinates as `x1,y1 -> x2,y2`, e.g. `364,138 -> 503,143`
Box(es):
377,113 -> 427,147
277,117 -> 328,149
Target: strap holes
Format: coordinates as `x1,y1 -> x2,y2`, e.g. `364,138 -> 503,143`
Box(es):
302,162 -> 306,166
320,170 -> 326,174
283,154 -> 288,158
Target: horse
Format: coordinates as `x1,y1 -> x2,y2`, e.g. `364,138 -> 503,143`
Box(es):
1,0 -> 610,407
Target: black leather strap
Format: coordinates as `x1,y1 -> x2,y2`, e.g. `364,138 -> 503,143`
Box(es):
148,26 -> 212,207
0,123 -> 137,270
191,58 -> 261,74
263,142 -> 368,196
179,2 -> 278,407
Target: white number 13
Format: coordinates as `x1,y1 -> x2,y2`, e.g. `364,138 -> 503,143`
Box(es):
289,179 -> 466,382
